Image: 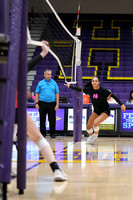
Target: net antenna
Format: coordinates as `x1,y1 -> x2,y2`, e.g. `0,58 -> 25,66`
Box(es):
71,1 -> 82,84
46,0 -> 82,84
27,27 -> 67,82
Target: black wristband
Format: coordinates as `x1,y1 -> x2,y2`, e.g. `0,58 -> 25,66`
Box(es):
35,102 -> 38,104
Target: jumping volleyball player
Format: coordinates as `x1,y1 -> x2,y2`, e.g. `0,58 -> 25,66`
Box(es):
65,76 -> 126,144
15,41 -> 67,181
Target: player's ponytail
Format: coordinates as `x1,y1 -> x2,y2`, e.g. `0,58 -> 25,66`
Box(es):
84,81 -> 92,88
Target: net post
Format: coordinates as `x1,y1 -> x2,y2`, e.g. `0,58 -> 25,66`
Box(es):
73,63 -> 83,142
73,2 -> 82,141
0,0 -> 10,190
17,0 -> 27,192
0,0 -> 23,192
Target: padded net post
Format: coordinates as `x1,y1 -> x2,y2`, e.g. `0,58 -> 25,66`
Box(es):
17,0 -> 27,192
0,0 -> 23,185
73,64 -> 83,142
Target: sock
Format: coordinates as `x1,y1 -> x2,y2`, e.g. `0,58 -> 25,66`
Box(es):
50,162 -> 60,172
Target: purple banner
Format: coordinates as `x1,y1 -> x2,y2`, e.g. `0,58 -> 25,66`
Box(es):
121,110 -> 133,131
27,108 -> 64,131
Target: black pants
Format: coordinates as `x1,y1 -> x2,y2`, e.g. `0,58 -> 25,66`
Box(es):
38,101 -> 56,136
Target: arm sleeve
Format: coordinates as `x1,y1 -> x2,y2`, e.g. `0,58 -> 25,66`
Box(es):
103,88 -> 112,98
69,85 -> 83,92
35,84 -> 40,94
28,55 -> 43,72
111,93 -> 123,106
55,83 -> 59,93
83,87 -> 90,95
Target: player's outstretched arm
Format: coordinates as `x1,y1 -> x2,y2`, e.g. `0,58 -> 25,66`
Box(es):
28,40 -> 49,72
111,93 -> 126,111
64,82 -> 83,92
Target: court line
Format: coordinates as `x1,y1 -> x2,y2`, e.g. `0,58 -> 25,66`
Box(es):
11,140 -> 75,180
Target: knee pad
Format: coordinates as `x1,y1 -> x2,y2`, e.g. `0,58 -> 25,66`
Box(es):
93,126 -> 99,132
87,128 -> 93,134
36,137 -> 49,150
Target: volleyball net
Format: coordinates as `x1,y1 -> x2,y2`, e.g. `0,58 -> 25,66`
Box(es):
27,0 -> 82,84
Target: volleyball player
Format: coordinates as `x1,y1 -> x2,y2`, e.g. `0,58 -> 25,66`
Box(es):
15,41 -> 67,181
64,76 -> 126,144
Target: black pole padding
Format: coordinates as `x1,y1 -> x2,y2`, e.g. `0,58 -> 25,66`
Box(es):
2,183 -> 7,200
19,189 -> 24,195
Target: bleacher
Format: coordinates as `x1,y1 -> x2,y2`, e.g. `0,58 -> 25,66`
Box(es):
29,14 -> 133,104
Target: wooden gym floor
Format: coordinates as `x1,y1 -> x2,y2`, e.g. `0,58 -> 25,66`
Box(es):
7,136 -> 133,200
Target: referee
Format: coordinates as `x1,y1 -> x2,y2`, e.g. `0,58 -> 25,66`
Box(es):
35,69 -> 59,138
